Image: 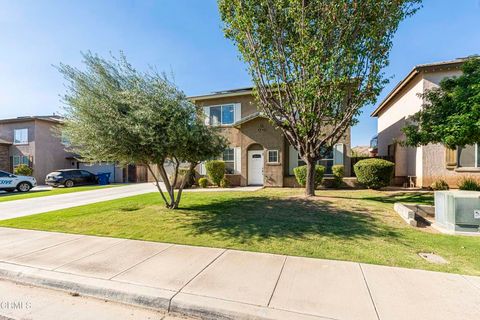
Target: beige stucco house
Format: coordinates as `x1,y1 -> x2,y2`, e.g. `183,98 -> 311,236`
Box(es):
190,88 -> 351,187
371,57 -> 477,188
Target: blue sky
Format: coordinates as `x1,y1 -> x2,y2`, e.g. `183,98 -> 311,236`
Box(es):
0,0 -> 479,147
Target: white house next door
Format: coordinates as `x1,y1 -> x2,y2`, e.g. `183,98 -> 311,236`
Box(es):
248,150 -> 264,185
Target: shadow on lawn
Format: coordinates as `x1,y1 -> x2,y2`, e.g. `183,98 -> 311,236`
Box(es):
0,190 -> 50,198
183,196 -> 398,242
317,192 -> 434,206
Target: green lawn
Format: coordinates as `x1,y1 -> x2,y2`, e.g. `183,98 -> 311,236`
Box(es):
0,184 -> 119,203
1,188 -> 479,275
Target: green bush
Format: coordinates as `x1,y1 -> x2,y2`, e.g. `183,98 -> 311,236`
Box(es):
458,177 -> 480,191
354,158 -> 394,189
293,165 -> 325,188
14,164 -> 33,176
219,177 -> 230,188
430,179 -> 449,191
332,165 -> 344,188
198,177 -> 209,188
205,160 -> 226,186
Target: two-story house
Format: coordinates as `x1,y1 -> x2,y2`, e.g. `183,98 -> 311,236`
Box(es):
0,115 -> 140,184
190,88 -> 351,187
371,57 -> 476,188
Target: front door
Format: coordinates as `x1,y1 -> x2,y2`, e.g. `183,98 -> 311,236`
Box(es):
248,150 -> 264,185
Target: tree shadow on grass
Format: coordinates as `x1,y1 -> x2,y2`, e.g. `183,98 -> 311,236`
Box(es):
317,192 -> 434,206
181,196 -> 399,243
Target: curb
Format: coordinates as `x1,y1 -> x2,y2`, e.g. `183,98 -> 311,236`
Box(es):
0,262 -> 329,320
0,262 -> 173,311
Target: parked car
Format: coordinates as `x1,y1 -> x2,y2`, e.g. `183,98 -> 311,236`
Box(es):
45,169 -> 98,187
0,170 -> 37,192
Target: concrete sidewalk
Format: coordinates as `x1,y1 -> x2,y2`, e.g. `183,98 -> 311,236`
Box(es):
0,227 -> 478,320
0,183 -> 262,220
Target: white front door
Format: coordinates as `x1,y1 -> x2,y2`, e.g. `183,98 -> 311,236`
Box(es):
248,150 -> 264,185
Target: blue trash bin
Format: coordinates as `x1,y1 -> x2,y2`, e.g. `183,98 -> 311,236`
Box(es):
96,172 -> 111,185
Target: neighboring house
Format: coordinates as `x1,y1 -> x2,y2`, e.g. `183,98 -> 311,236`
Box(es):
371,57 -> 474,188
0,115 -> 142,184
189,87 -> 351,187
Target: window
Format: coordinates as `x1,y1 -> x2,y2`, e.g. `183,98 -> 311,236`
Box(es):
458,144 -> 480,168
267,150 -> 279,163
209,104 -> 235,125
14,128 -> 28,145
12,155 -> 30,167
296,147 -> 334,174
223,148 -> 235,173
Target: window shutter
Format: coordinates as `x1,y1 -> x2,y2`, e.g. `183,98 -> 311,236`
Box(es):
199,162 -> 206,175
203,107 -> 210,125
288,144 -> 298,175
333,144 -> 344,165
234,103 -> 241,123
445,147 -> 457,169
234,147 -> 241,174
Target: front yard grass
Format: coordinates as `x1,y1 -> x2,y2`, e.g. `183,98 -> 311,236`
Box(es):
0,184 -> 119,203
1,188 -> 479,275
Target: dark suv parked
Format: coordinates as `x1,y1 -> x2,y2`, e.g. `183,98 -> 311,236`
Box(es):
45,169 -> 98,187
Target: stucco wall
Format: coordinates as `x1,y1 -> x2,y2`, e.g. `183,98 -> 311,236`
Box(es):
32,120 -> 74,183
0,145 -> 9,172
376,67 -> 466,187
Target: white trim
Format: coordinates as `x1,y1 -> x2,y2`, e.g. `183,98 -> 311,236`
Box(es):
203,107 -> 210,126
234,103 -> 241,123
234,147 -> 241,174
333,143 -> 344,165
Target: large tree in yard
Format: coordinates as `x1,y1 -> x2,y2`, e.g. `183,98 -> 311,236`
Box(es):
403,57 -> 480,149
218,0 -> 421,196
58,52 -> 227,209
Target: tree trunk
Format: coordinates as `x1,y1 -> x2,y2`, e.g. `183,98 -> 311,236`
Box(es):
305,159 -> 316,197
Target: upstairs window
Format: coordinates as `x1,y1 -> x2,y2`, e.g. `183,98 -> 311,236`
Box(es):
14,128 -> 28,145
458,144 -> 480,168
208,104 -> 235,125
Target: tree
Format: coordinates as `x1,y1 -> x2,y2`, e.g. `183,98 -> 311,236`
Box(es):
403,57 -> 480,149
218,0 -> 421,196
58,52 -> 227,209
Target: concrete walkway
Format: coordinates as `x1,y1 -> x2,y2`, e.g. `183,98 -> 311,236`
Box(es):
0,183 -> 262,220
0,227 -> 478,320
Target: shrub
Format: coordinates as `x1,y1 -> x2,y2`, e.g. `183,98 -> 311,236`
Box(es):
14,164 -> 33,176
430,179 -> 449,191
331,165 -> 344,188
198,177 -> 209,188
354,158 -> 394,189
219,176 -> 230,188
205,160 -> 226,186
458,177 -> 480,191
293,165 -> 325,188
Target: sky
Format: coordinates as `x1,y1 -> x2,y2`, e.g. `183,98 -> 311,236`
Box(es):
0,0 -> 479,147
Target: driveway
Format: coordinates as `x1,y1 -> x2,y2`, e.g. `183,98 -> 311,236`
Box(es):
0,183 -> 262,220
0,183 -> 157,220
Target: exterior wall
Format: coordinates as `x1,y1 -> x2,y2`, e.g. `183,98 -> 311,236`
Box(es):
377,75 -> 423,181
0,144 -> 9,172
376,68 -> 464,187
33,120 -> 73,183
0,119 -> 75,183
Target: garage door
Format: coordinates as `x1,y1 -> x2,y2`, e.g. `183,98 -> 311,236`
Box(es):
79,162 -> 115,183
